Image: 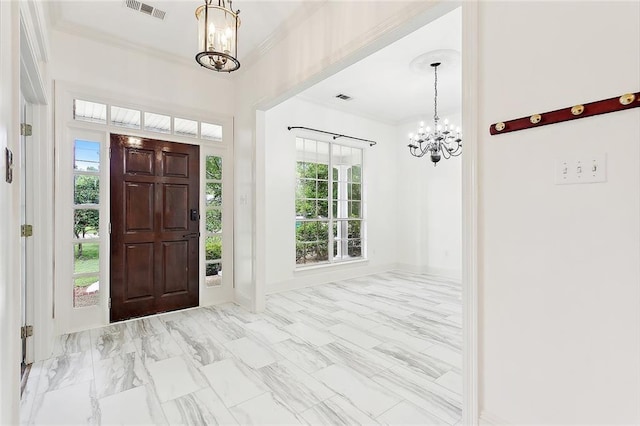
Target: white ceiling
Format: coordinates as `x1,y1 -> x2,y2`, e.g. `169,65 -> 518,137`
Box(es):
297,7 -> 462,125
51,0 -> 310,66
51,1 -> 461,124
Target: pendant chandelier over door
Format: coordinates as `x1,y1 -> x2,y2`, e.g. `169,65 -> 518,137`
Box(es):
195,0 -> 241,72
407,61 -> 462,165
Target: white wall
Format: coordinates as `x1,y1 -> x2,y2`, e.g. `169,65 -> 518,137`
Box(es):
0,1 -> 22,424
477,2 -> 640,423
396,113 -> 462,279
51,30 -> 234,116
264,97 -> 398,293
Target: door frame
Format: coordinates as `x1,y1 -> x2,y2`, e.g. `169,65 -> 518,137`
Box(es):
54,82 -> 235,334
19,0 -> 54,363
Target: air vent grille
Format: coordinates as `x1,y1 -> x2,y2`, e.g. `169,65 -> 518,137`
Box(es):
126,0 -> 141,10
140,3 -> 153,14
335,94 -> 352,101
152,8 -> 165,19
124,0 -> 166,20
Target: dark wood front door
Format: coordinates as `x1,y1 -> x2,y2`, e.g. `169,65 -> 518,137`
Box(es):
110,134 -> 200,322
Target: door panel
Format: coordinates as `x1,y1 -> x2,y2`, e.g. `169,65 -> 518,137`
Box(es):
125,148 -> 155,175
162,185 -> 189,230
162,241 -> 190,294
162,152 -> 189,177
125,183 -> 154,232
111,134 -> 199,322
124,243 -> 155,299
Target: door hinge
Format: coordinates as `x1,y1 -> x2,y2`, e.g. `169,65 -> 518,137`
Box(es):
108,298 -> 111,309
21,224 -> 33,237
20,123 -> 33,137
21,325 -> 33,339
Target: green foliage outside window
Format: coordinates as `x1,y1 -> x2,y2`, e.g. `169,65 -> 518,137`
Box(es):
206,156 -> 222,180
296,221 -> 329,264
296,161 -> 330,264
205,237 -> 222,260
74,175 -> 99,258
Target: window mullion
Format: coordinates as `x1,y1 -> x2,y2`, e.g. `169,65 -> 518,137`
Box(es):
327,147 -> 333,264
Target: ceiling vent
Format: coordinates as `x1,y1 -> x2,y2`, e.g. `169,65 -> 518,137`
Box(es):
335,94 -> 352,101
124,0 -> 166,20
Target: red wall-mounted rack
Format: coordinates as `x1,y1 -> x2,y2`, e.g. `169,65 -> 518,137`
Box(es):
489,92 -> 640,136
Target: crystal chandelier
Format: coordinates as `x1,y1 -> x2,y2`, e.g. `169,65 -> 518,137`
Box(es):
195,0 -> 241,72
408,62 -> 462,165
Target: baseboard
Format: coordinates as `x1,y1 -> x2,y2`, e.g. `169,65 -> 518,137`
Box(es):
394,263 -> 423,275
479,411 -> 510,425
394,263 -> 462,281
233,291 -> 252,311
266,262 -> 397,295
425,266 -> 462,281
199,295 -> 235,308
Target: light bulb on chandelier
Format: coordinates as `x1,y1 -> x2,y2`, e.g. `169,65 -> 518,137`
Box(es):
407,61 -> 462,165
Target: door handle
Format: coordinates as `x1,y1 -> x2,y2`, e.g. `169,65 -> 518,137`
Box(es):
190,209 -> 199,221
183,232 -> 199,238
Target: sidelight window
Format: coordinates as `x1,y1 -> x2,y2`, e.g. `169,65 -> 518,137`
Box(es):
72,139 -> 101,307
204,155 -> 223,286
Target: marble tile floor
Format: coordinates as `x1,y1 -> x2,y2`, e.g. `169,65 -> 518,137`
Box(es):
21,271 -> 462,425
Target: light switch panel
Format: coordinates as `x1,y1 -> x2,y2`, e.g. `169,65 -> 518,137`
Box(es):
555,154 -> 607,185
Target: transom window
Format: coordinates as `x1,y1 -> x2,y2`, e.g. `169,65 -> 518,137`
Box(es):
295,138 -> 364,266
73,99 -> 222,142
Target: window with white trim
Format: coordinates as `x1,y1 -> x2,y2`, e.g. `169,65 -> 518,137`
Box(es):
295,138 -> 364,266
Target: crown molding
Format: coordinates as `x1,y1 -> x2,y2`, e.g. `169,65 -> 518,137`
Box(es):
51,15 -> 237,81
53,19 -> 202,72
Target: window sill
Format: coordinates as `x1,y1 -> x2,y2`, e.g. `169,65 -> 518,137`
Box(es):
294,258 -> 368,273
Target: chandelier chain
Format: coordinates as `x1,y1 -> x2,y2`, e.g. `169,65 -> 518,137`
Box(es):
433,65 -> 438,123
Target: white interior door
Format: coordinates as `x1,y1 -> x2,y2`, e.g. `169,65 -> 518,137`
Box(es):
19,93 -> 34,368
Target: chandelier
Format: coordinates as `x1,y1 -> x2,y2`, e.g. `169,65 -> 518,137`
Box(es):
408,62 -> 462,165
195,0 -> 241,72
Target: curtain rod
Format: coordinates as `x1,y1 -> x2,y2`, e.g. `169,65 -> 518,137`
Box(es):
287,126 -> 377,147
